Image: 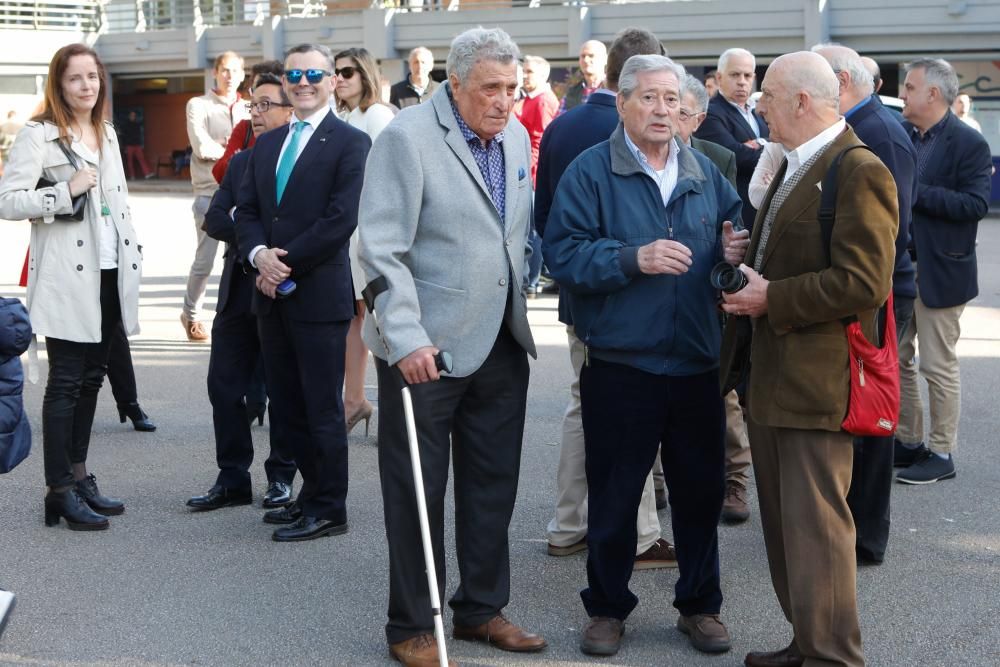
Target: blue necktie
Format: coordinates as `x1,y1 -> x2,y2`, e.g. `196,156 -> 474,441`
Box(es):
275,120 -> 308,204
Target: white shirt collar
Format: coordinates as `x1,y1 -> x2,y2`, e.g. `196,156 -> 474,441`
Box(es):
623,129 -> 680,206
783,118 -> 846,183
292,104 -> 330,130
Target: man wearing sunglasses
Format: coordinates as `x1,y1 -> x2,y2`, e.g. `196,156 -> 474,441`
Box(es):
235,43 -> 371,543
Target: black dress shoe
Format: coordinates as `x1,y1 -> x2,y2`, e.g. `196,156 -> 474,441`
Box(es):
262,481 -> 293,508
272,516 -> 348,542
263,500 -> 301,525
75,474 -> 125,516
118,402 -> 156,432
246,402 -> 266,426
186,485 -> 252,511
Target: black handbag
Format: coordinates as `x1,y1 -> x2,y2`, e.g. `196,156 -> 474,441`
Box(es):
35,140 -> 87,221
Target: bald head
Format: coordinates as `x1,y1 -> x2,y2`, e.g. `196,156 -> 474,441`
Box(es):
812,43 -> 874,112
758,51 -> 841,150
860,56 -> 882,92
578,40 -> 608,87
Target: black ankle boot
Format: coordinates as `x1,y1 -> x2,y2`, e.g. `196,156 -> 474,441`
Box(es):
117,402 -> 156,432
44,488 -> 110,530
75,474 -> 125,516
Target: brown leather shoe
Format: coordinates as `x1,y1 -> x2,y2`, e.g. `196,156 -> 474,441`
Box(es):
580,616 -> 624,656
677,614 -> 731,653
744,643 -> 804,667
453,613 -> 546,652
634,537 -> 678,570
721,480 -> 750,523
547,536 -> 587,556
180,314 -> 209,342
389,633 -> 457,667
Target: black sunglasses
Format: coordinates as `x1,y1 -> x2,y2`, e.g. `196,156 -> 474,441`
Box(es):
245,100 -> 293,113
334,66 -> 358,79
285,69 -> 331,85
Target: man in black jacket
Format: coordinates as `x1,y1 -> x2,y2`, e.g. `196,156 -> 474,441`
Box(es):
694,48 -> 769,229
814,44 -> 918,564
187,73 -> 297,514
894,57 -> 992,485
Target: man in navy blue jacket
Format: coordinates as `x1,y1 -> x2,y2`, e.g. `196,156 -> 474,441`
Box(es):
694,48 -> 769,229
544,54 -> 745,659
235,44 -> 370,541
815,44 -> 918,564
894,58 -> 992,485
536,28 -> 677,569
187,73 -> 298,515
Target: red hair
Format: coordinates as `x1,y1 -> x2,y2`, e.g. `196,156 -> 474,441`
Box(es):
33,43 -> 108,147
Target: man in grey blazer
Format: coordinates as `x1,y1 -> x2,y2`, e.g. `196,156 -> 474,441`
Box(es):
358,27 -> 545,667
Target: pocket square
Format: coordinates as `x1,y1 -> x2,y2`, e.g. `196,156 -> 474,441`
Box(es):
518,166 -> 526,181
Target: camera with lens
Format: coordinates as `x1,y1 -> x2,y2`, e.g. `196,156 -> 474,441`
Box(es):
709,262 -> 748,294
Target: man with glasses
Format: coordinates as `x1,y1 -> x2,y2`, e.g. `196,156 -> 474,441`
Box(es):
182,50 -> 248,342
544,54 -> 744,658
187,71 -> 298,516
235,43 -> 371,542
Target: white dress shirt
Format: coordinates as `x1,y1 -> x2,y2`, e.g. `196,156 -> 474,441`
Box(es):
623,130 -> 679,207
250,105 -> 331,266
726,96 -> 764,139
782,118 -> 846,184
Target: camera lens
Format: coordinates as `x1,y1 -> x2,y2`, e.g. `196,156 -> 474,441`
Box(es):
709,262 -> 748,294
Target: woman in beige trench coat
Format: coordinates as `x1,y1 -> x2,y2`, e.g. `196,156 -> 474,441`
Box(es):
0,43 -> 142,530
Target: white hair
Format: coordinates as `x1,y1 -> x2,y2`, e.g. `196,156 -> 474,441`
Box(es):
409,46 -> 433,62
681,73 -> 709,112
718,48 -> 755,73
811,43 -> 874,96
906,57 -> 960,106
619,54 -> 686,99
446,27 -> 520,84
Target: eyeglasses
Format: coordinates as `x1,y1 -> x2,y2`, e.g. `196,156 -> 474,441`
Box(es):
245,100 -> 292,113
678,108 -> 703,121
285,69 -> 332,85
334,66 -> 358,79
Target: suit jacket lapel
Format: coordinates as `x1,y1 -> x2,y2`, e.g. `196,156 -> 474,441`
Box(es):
759,130 -> 853,271
433,88 -> 499,216
723,99 -> 755,139
279,113 -> 334,206
502,132 -> 522,234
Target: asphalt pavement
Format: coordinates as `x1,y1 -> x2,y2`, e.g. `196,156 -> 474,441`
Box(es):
1,192 -> 999,667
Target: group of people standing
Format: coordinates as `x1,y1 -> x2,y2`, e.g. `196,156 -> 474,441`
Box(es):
0,20 -> 994,667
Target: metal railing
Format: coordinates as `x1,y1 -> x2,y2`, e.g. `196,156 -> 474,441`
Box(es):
4,0 -> 629,33
0,0 -> 102,31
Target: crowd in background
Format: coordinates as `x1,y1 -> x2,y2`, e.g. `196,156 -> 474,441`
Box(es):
0,23 -> 995,667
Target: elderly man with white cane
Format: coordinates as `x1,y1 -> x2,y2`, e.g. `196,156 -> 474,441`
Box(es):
359,27 -> 546,667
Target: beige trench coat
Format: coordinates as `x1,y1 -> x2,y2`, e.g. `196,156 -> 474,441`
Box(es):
0,120 -> 142,343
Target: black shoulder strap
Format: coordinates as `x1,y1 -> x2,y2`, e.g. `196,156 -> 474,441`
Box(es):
817,143 -> 877,327
56,140 -> 79,169
817,144 -> 875,264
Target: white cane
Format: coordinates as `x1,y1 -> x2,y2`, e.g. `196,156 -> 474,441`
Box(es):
400,352 -> 452,667
361,276 -> 452,667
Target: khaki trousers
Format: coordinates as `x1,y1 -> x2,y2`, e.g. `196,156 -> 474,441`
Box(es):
748,420 -> 864,667
897,292 -> 965,455
183,195 -> 221,322
546,327 -> 661,554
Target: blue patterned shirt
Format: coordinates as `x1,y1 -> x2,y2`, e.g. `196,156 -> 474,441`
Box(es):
449,91 -> 506,223
909,110 -> 950,178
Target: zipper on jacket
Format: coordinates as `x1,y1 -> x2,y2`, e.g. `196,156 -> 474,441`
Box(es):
584,345 -> 590,367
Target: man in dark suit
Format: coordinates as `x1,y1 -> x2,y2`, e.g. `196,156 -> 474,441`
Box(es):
720,52 -> 897,667
894,57 -> 993,485
538,28 -> 678,570
815,44 -> 918,564
235,43 -> 371,542
695,48 -> 769,229
558,40 -> 607,113
187,73 -> 298,513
